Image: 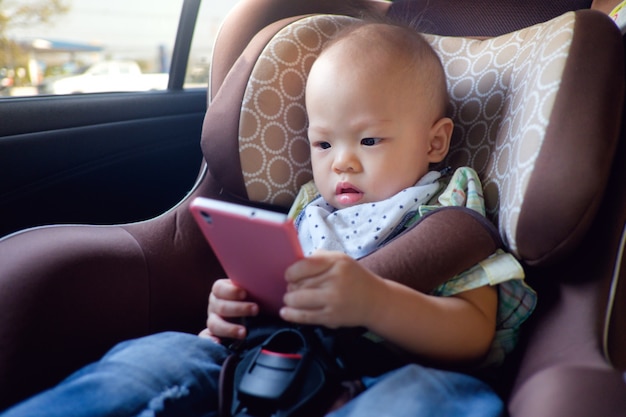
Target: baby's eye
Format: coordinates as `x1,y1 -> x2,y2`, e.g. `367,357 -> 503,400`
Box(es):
361,137 -> 382,146
313,141 -> 331,150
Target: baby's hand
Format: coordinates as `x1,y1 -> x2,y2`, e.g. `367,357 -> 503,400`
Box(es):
280,250 -> 382,329
201,278 -> 259,342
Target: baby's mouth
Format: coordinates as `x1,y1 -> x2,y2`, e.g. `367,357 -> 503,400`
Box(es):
340,186 -> 359,194
336,183 -> 363,205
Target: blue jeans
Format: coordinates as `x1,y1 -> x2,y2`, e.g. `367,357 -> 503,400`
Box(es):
329,365 -> 504,417
1,332 -> 228,417
1,332 -> 504,417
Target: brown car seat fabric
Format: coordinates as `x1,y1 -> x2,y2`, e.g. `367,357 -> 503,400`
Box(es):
430,11 -> 623,266
387,0 -> 593,36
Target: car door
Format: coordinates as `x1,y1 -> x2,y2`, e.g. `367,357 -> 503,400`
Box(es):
0,0 -> 237,238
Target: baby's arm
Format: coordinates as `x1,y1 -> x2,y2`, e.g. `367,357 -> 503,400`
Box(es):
199,278 -> 259,342
362,275 -> 496,362
281,250 -> 497,363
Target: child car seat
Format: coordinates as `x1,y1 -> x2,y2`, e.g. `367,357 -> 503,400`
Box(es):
1,1 -> 625,416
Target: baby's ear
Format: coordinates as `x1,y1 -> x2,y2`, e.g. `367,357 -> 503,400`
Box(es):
427,117 -> 453,163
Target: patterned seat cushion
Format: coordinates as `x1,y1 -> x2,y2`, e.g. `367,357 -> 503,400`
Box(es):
205,11 -> 622,263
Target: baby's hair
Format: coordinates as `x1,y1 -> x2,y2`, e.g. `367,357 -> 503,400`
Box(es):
319,19 -> 450,119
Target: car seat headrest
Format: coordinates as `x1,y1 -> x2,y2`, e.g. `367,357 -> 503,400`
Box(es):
202,11 -> 623,265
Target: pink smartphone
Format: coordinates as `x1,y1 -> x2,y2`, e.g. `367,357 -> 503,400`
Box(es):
190,197 -> 304,315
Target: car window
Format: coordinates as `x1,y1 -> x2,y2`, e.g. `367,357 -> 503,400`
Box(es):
1,0 -> 239,97
185,1 -> 239,90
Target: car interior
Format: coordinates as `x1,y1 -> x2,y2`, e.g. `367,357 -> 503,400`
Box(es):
1,0 -> 626,415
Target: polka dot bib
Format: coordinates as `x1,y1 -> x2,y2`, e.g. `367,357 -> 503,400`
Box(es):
297,171 -> 442,258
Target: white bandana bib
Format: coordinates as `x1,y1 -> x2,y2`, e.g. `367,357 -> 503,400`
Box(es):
297,171 -> 442,258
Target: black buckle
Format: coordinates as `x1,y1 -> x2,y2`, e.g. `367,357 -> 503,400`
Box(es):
236,329 -> 309,413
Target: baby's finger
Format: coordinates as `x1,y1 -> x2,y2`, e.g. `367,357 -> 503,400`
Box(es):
283,287 -> 326,310
207,313 -> 247,340
209,291 -> 259,318
279,306 -> 329,327
211,278 -> 247,301
198,328 -> 221,344
284,254 -> 332,283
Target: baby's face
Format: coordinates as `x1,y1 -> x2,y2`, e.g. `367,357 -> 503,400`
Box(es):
305,52 -> 443,209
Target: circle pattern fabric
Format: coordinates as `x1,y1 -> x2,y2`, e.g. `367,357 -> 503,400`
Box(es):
238,13 -> 575,255
239,15 -> 356,208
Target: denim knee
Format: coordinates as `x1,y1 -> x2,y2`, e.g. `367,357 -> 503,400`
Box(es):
331,364 -> 505,417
